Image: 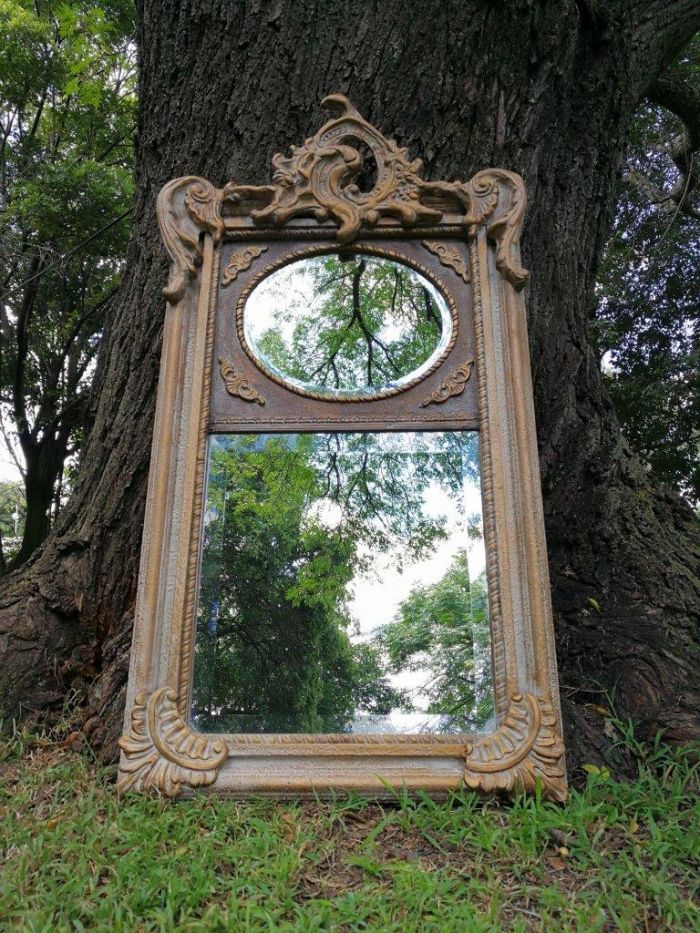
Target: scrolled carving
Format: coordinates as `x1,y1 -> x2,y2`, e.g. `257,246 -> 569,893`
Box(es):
118,687 -> 228,797
157,177 -> 224,303
157,96 -> 529,303
467,169 -> 529,289
219,355 -> 266,405
226,94 -> 465,244
463,693 -> 566,800
420,359 -> 474,407
222,245 -> 268,286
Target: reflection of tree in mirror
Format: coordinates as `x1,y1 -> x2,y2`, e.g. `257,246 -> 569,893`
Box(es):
377,554 -> 494,732
192,434 -> 409,733
191,432 -> 490,734
251,254 -> 447,392
308,431 -> 472,565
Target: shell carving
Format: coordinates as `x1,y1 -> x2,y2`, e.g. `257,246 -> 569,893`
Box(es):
118,687 -> 228,797
423,241 -> 470,282
222,246 -> 268,286
464,693 -> 566,800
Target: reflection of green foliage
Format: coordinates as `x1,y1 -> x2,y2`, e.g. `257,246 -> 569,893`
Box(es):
191,432 -> 489,734
255,255 -> 445,391
192,435 -> 408,733
378,554 -> 494,732
308,432 -> 471,565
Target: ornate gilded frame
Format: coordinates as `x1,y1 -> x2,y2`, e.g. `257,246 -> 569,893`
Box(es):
118,95 -> 567,801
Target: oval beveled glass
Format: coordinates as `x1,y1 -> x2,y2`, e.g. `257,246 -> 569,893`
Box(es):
241,253 -> 453,399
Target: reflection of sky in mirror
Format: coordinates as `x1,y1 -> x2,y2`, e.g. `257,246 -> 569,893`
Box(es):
192,431 -> 493,735
242,255 -> 452,395
349,477 -> 486,711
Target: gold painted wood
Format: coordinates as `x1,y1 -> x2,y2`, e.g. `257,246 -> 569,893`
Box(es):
118,688 -> 228,797
423,241 -> 470,282
222,246 -> 268,286
120,95 -> 566,801
419,359 -> 474,407
156,95 -> 528,307
218,355 -> 266,405
464,693 -> 566,801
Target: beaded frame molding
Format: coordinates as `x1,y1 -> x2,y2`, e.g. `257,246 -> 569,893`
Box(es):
118,95 -> 567,801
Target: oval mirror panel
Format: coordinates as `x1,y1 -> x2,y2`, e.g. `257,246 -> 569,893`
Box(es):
241,253 -> 454,399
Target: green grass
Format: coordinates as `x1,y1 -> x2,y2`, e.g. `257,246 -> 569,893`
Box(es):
0,734 -> 698,932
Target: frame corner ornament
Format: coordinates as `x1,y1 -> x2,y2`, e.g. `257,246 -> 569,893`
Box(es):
222,245 -> 268,286
464,693 -> 567,801
420,359 -> 474,407
118,687 -> 228,797
219,355 -> 266,405
157,176 -> 224,304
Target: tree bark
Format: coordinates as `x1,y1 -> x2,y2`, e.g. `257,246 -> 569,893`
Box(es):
1,0 -> 698,776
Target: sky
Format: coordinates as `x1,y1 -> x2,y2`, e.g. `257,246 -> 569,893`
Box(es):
0,417 -> 23,483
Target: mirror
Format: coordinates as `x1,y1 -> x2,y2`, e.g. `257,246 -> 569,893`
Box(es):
120,96 -> 566,801
191,430 -> 493,735
242,254 -> 453,398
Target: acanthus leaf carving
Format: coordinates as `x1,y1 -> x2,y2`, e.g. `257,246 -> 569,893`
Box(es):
157,177 -> 224,303
420,359 -> 474,407
231,94 -> 450,244
463,693 -> 566,801
467,169 -> 529,289
222,245 -> 268,286
118,687 -> 228,797
219,355 -> 266,405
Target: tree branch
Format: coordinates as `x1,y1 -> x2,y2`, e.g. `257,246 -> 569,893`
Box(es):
629,2 -> 700,68
649,68 -> 700,171
629,64 -> 700,221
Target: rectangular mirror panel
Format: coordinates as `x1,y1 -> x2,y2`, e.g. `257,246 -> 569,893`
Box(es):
190,431 -> 493,735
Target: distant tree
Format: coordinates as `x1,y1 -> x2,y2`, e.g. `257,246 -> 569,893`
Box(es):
0,478 -> 23,571
0,0 -> 135,570
378,555 -> 494,732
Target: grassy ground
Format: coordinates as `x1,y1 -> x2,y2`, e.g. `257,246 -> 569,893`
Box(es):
0,733 -> 698,932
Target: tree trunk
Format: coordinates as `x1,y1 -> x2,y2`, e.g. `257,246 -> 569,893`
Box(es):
8,428 -> 71,571
1,0 -> 698,775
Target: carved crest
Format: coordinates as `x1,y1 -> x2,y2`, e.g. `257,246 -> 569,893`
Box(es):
157,95 -> 529,305
118,687 -> 228,796
464,693 -> 566,800
235,94 -> 461,243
